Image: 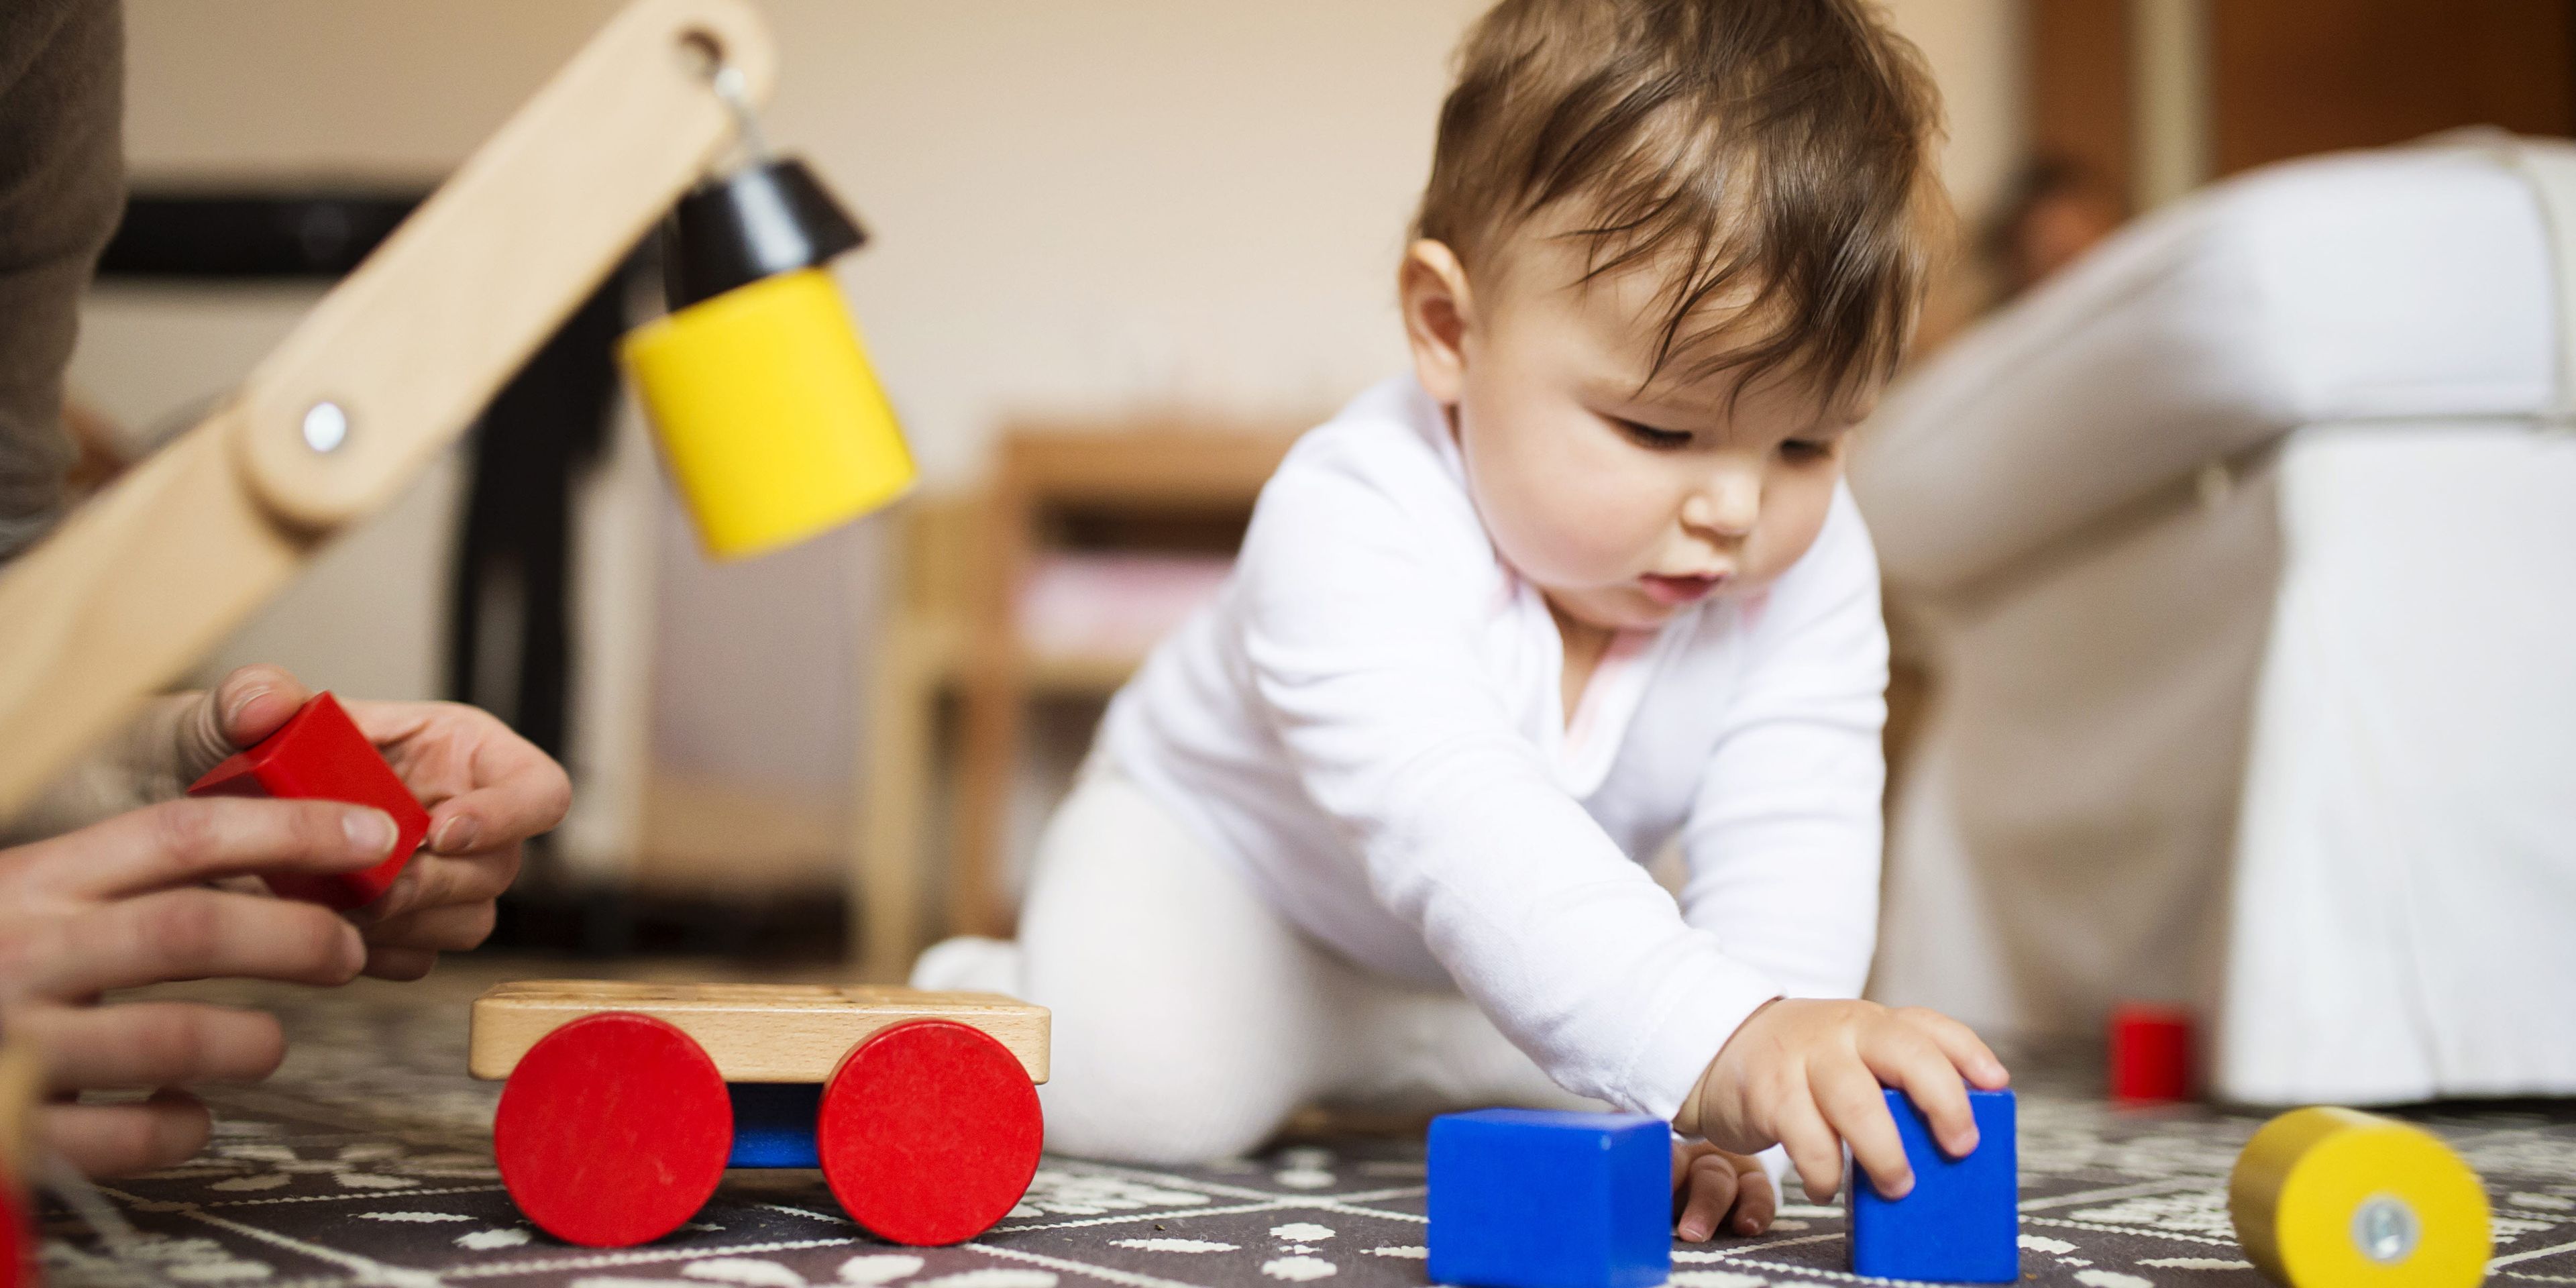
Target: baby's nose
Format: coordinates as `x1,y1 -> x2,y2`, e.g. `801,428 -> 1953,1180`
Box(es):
1683,468 -> 1760,537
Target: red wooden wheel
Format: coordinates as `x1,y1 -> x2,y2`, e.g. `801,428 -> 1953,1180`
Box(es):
817,1019 -> 1043,1246
494,1012 -> 732,1248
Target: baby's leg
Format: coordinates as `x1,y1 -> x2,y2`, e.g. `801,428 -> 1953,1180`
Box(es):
958,771 -> 1342,1164
1328,975 -> 1605,1115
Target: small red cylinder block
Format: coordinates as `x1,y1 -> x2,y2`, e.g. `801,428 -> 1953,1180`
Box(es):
2109,1003 -> 2195,1104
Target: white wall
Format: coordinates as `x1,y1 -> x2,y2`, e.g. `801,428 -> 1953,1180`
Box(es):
1895,0 -> 2027,220
91,0 -> 2023,883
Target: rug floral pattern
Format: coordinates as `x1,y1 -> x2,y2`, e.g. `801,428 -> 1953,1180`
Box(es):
43,969 -> 2576,1288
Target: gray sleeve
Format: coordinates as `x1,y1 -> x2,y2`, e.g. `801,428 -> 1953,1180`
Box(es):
0,0 -> 123,563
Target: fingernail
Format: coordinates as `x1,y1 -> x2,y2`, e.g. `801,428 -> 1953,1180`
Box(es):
1678,1218 -> 1709,1242
224,685 -> 269,727
345,808 -> 397,857
434,815 -> 480,853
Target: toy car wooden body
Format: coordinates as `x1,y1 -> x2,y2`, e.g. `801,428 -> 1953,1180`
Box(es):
469,981 -> 1049,1249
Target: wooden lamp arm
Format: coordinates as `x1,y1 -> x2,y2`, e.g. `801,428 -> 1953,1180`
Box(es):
0,0 -> 777,824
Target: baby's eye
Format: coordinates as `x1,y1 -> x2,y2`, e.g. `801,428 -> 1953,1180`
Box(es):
1779,437 -> 1839,463
1614,418 -> 1694,450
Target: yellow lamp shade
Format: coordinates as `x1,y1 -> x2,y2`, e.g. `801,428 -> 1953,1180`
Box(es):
622,267 -> 915,559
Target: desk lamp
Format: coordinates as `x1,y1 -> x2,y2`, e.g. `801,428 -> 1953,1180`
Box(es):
0,0 -> 907,823
629,70 -> 913,557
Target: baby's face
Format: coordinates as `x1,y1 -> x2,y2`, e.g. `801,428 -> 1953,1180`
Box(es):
1432,237 -> 1862,635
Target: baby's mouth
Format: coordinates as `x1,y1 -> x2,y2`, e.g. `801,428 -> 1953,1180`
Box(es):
1639,572 -> 1725,606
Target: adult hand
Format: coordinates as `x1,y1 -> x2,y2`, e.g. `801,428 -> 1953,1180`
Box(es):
1679,998 -> 2008,1203
0,796 -> 390,1175
158,665 -> 571,980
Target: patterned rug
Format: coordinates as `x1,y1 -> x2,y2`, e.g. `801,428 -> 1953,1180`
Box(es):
42,963 -> 2576,1288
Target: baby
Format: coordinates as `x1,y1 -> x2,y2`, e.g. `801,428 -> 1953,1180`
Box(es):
918,0 -> 2008,1242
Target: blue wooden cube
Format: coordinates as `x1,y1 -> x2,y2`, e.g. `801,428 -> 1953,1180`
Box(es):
1850,1087 -> 2019,1282
1427,1109 -> 1669,1288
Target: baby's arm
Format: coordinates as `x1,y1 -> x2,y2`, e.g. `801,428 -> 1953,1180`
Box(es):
1672,492 -> 2009,1201
1676,488 -> 1886,1004
1235,446 -> 1780,1122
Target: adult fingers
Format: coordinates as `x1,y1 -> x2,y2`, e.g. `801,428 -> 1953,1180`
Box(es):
203,665 -> 316,762
360,900 -> 494,955
21,1002 -> 285,1091
362,847 -> 517,926
28,797 -> 397,902
47,1089 -> 212,1177
46,888 -> 363,997
1897,1006 -> 2011,1089
1674,1150 -> 1740,1242
360,946 -> 439,982
1815,1058 -> 1913,1200
421,745 -> 568,862
362,706 -> 569,858
1866,1016 -> 1982,1158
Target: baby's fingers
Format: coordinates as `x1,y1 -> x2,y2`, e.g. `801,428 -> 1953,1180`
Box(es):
1900,1006 -> 2010,1089
1770,1083 -> 1846,1203
1816,1059 -> 1913,1200
1673,1149 -> 1740,1242
1725,1152 -> 1776,1235
1864,1026 -> 1980,1160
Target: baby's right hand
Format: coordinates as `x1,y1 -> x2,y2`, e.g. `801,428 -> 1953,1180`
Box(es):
1681,999 -> 2008,1204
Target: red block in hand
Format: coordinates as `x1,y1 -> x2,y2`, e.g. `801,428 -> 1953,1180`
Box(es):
187,692 -> 428,910
2108,1003 -> 2195,1103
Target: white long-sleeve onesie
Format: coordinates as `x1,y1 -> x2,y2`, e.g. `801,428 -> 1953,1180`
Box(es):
1093,374 -> 1889,1121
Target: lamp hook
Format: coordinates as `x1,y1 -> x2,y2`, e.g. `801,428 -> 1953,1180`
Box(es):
705,60 -> 772,167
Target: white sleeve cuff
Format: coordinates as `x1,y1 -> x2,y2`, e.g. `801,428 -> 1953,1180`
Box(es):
1618,959 -> 1782,1122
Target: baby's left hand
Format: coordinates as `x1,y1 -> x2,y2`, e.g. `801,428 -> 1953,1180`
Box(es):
1673,1139 -> 1775,1242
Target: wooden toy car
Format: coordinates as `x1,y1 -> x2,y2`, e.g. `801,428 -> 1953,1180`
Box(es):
469,981 -> 1049,1248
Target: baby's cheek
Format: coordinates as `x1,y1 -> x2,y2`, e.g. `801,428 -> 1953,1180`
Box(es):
1523,486 -> 1661,582
1743,480 -> 1837,580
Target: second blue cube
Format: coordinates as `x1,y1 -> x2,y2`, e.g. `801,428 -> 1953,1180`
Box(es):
1850,1086 -> 2020,1283
1428,1108 -> 1669,1288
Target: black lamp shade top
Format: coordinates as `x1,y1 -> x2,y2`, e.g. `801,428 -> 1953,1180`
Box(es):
663,156 -> 867,310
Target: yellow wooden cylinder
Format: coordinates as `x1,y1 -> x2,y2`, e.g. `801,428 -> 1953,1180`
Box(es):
2229,1107 -> 2489,1288
622,268 -> 915,559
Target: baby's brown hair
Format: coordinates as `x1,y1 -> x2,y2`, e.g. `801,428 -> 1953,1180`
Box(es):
1415,0 -> 1947,406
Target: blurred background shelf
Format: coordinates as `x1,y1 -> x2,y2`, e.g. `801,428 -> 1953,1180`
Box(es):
855,425 -> 1300,980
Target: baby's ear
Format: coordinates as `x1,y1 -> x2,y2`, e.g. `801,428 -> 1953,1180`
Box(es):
1399,239 -> 1474,404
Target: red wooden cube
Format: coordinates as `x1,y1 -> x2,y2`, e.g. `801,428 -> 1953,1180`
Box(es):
2109,1002 -> 2195,1103
188,692 -> 428,910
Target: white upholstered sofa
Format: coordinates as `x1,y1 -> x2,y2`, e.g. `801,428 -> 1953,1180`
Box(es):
1854,138 -> 2576,1105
